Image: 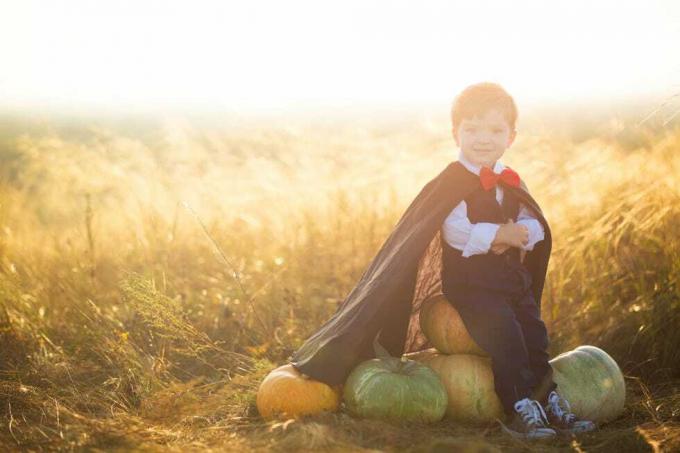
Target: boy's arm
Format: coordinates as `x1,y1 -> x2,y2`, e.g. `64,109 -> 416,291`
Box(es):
516,203 -> 545,251
443,201 -> 540,257
442,201 -> 501,257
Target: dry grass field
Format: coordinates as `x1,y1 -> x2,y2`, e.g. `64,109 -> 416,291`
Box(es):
0,103 -> 679,451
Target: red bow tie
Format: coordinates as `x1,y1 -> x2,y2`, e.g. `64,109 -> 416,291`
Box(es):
479,166 -> 520,191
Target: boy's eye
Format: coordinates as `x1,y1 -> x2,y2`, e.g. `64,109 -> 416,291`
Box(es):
493,129 -> 503,133
465,128 -> 476,132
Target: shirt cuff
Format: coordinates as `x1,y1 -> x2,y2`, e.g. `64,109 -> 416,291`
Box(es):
516,218 -> 545,251
462,223 -> 500,257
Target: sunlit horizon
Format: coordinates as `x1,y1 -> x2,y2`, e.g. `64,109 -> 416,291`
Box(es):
1,0 -> 679,113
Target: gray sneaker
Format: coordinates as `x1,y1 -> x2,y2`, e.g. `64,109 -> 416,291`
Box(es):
497,397 -> 557,440
544,390 -> 597,435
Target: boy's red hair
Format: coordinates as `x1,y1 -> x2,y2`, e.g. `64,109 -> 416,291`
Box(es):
451,82 -> 518,131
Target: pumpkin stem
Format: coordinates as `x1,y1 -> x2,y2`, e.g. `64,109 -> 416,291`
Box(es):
373,330 -> 407,372
372,329 -> 393,360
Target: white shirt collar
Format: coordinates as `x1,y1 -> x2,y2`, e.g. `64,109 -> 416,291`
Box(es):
457,150 -> 505,176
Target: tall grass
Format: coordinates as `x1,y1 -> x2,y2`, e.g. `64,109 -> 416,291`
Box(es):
0,109 -> 678,451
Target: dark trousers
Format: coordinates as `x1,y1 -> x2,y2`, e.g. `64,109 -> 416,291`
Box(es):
443,263 -> 557,416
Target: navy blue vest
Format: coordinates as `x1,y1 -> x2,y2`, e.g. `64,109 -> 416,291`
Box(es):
441,185 -> 533,297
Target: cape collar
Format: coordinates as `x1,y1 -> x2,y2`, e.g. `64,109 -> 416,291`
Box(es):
457,150 -> 505,176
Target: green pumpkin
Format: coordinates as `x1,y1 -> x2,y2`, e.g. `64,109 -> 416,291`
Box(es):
549,345 -> 626,423
343,338 -> 447,422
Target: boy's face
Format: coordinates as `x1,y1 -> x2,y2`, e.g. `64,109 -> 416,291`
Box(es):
452,108 -> 516,169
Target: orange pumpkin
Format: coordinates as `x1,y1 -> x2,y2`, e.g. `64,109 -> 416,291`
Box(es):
256,364 -> 340,420
420,295 -> 487,356
419,353 -> 504,423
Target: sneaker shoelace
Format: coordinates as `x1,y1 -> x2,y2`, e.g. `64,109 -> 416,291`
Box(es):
548,392 -> 576,424
518,399 -> 550,428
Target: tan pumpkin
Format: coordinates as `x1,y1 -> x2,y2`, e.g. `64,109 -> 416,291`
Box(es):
420,294 -> 487,356
420,353 -> 504,423
549,345 -> 625,423
256,364 -> 340,419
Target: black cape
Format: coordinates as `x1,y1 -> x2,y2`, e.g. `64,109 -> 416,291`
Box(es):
289,160 -> 552,386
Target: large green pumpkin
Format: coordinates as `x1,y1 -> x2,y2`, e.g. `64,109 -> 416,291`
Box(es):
343,344 -> 447,422
549,345 -> 625,423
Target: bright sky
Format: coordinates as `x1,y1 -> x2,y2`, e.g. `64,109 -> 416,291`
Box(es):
1,0 -> 679,112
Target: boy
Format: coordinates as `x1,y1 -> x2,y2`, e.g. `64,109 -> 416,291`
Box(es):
441,82 -> 595,439
289,82 -> 594,441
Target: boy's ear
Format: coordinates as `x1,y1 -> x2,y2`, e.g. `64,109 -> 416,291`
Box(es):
507,129 -> 517,146
452,127 -> 460,146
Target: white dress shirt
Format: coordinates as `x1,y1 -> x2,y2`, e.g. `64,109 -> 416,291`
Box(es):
442,152 -> 545,258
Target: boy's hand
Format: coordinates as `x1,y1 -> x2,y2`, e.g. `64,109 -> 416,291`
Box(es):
491,242 -> 529,263
493,218 -> 529,249
490,243 -> 510,254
